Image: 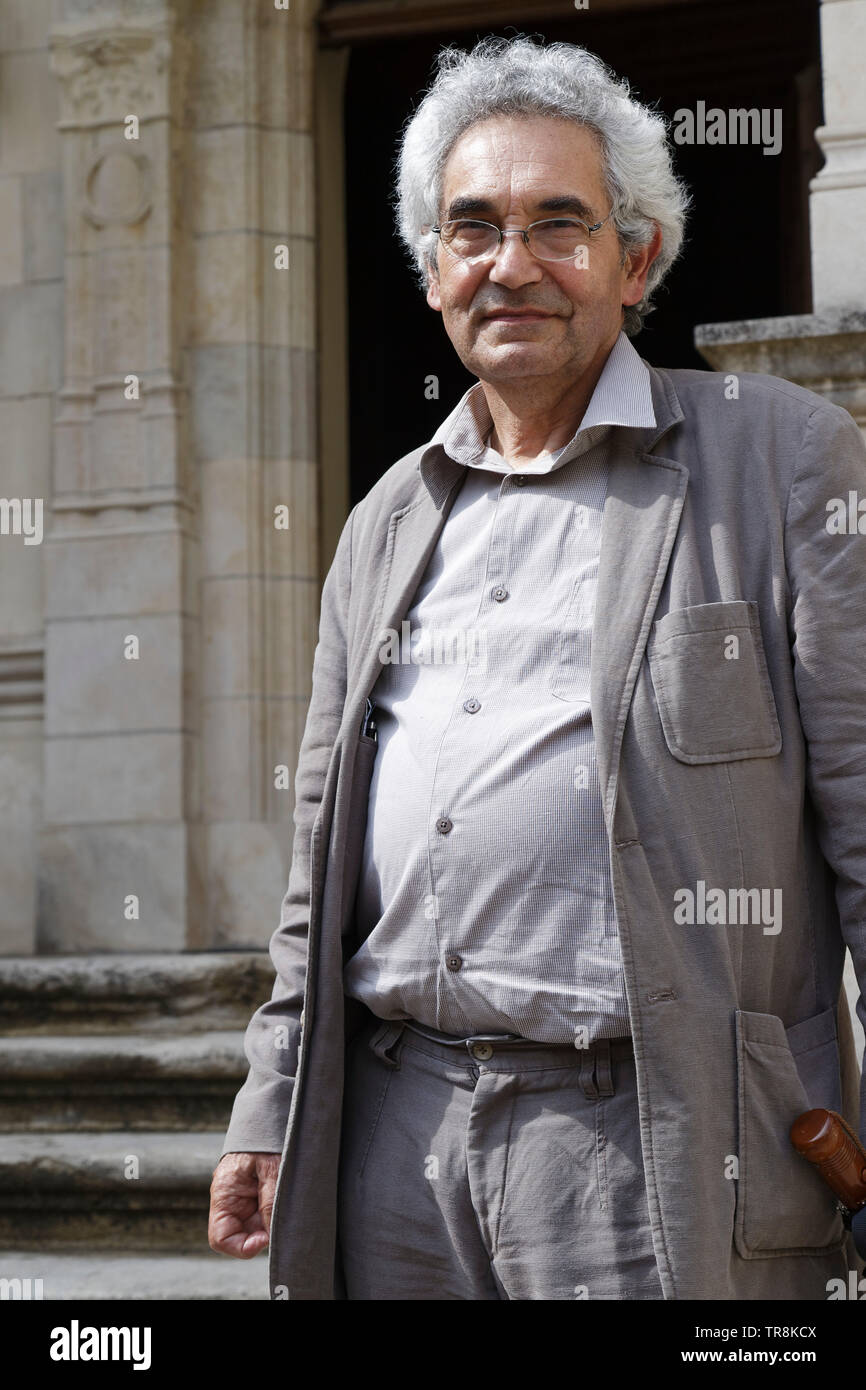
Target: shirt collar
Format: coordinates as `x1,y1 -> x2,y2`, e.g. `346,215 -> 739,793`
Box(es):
424,330 -> 656,479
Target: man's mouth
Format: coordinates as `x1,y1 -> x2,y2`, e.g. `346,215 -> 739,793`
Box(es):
484,310 -> 554,321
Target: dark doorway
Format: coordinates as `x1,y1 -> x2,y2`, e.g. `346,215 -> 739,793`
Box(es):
336,0 -> 822,503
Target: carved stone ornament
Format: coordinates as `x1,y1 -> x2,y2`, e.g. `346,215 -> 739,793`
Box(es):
81,144 -> 152,227
49,17 -> 175,128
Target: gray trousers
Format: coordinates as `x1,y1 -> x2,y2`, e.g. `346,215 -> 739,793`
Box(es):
337,1015 -> 664,1300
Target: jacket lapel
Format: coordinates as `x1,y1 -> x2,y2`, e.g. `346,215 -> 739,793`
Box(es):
353,449 -> 468,709
590,365 -> 688,825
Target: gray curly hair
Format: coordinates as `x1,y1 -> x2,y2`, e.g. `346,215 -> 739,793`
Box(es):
393,34 -> 691,337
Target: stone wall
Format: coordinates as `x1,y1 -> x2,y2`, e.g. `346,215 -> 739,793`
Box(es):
0,1 -> 61,953
0,0 -> 322,955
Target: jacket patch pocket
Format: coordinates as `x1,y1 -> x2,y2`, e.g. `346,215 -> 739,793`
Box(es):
733,1008 -> 846,1259
647,600 -> 781,763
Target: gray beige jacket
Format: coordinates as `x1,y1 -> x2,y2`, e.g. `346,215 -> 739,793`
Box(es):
222,360 -> 866,1299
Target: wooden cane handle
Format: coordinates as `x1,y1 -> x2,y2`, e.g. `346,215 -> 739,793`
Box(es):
790,1108 -> 866,1211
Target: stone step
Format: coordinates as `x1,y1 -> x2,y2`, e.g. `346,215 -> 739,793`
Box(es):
0,951 -> 273,1036
0,1250 -> 268,1300
0,1131 -> 233,1251
0,1032 -> 249,1131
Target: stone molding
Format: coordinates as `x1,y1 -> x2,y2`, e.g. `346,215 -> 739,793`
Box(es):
0,636 -> 44,721
695,311 -> 866,424
49,10 -> 187,132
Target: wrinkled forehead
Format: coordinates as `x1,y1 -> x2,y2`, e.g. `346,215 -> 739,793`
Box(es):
439,115 -> 608,220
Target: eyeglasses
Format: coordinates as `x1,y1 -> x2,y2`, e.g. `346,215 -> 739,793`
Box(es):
431,210 -> 615,264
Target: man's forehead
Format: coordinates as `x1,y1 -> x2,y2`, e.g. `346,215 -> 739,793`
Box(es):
441,117 -> 605,204
444,116 -> 601,163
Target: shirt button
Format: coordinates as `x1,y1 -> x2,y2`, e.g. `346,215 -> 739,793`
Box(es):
436,816 -> 453,834
513,475 -> 527,486
446,954 -> 463,971
491,585 -> 508,602
463,697 -> 481,714
470,1042 -> 494,1060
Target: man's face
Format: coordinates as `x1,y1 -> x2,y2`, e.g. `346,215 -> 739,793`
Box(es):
426,115 -> 657,384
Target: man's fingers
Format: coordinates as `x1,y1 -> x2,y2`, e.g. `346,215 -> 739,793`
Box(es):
208,1151 -> 281,1258
256,1154 -> 280,1236
213,1226 -> 270,1259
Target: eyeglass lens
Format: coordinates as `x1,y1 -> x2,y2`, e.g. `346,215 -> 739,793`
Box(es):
440,219 -> 593,262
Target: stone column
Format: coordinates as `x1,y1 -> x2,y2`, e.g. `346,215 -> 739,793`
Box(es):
695,0 -> 866,434
39,2 -> 200,951
187,0 -> 320,946
809,0 -> 866,316
38,0 -> 322,952
0,2 -> 63,952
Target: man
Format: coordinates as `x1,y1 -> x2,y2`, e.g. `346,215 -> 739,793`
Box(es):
209,35 -> 866,1299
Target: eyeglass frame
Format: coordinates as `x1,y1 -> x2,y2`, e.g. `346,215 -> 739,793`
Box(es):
430,207 -> 617,263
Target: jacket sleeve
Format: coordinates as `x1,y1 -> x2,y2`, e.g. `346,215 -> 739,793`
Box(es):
220,502 -> 357,1155
785,401 -> 866,1141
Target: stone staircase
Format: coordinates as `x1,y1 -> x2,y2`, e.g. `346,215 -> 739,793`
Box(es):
0,952 -> 276,1299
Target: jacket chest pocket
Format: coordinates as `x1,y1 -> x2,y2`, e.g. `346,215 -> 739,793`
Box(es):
647,600 -> 782,763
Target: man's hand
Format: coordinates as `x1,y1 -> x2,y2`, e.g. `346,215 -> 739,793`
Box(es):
208,1151 -> 281,1258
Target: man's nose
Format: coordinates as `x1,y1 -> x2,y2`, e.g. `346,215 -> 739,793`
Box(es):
487,229 -> 543,282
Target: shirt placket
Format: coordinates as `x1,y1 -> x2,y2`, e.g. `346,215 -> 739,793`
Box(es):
427,471 -> 526,1033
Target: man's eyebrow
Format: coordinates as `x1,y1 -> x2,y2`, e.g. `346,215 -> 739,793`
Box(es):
443,194 -> 598,222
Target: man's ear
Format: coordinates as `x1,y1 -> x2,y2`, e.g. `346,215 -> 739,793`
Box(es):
426,262 -> 442,312
621,224 -> 663,309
